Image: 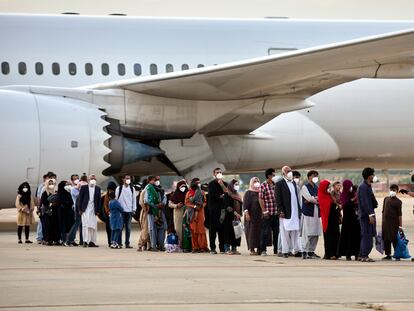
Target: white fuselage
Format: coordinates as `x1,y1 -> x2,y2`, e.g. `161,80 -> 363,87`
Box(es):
1,14 -> 414,206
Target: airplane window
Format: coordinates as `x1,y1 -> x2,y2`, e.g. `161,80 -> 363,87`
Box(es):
197,64 -> 205,68
150,64 -> 158,75
18,62 -> 27,75
134,63 -> 142,76
52,63 -> 60,75
35,62 -> 43,75
118,63 -> 126,76
166,64 -> 174,73
85,63 -> 93,76
181,64 -> 189,71
101,63 -> 109,76
69,63 -> 77,75
1,62 -> 9,75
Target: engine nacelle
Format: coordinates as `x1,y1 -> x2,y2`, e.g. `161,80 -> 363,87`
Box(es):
0,89 -> 110,207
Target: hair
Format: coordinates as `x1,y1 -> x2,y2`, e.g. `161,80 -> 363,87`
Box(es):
265,168 -> 275,179
307,170 -> 319,178
147,175 -> 156,182
213,167 -> 222,174
292,170 -> 301,178
362,167 -> 375,180
332,181 -> 341,186
108,191 -> 116,200
17,182 -> 31,206
70,174 -> 79,181
46,171 -> 56,178
80,174 -> 88,182
123,174 -> 131,179
390,184 -> 399,191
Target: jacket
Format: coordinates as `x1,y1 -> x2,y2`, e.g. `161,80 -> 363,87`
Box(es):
275,178 -> 301,220
77,185 -> 101,214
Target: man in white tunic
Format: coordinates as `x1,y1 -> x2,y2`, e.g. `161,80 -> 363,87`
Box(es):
275,166 -> 301,258
78,175 -> 101,247
300,170 -> 322,259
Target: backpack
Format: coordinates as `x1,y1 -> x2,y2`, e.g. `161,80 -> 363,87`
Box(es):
117,184 -> 134,199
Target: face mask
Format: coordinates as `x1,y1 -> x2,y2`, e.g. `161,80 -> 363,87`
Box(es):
155,180 -> 161,187
389,191 -> 397,197
234,185 -> 240,191
271,176 -> 278,183
312,177 -> 319,184
125,179 -> 131,185
198,183 -> 201,188
216,173 -> 223,180
48,184 -> 54,190
73,179 -> 79,185
286,171 -> 293,181
64,185 -> 72,192
89,179 -> 96,186
294,178 -> 300,184
253,182 -> 261,189
179,186 -> 186,193
22,187 -> 28,193
372,176 -> 378,183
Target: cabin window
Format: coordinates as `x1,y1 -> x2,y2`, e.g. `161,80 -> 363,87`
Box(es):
101,63 -> 109,76
35,62 -> 43,75
1,62 -> 9,75
18,62 -> 27,75
52,63 -> 60,75
85,63 -> 93,76
69,63 -> 77,75
150,63 -> 158,75
166,64 -> 174,73
118,63 -> 126,76
134,63 -> 142,76
197,64 -> 205,68
181,64 -> 189,70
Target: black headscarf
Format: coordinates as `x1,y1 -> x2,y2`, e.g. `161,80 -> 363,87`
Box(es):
170,180 -> 188,204
17,182 -> 31,206
57,181 -> 73,208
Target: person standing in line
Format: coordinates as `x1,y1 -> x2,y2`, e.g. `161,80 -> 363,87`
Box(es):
137,179 -> 150,251
185,178 -> 209,253
100,182 -> 117,247
145,176 -> 166,251
223,179 -> 242,255
259,168 -> 279,256
275,166 -> 301,258
318,180 -> 340,260
243,177 -> 262,255
57,181 -> 74,245
154,176 -> 168,250
300,170 -> 322,259
115,175 -> 137,248
292,171 -> 304,255
66,174 -> 84,246
168,180 -> 188,247
35,174 -> 47,244
40,178 -> 60,246
78,175 -> 101,247
357,167 -> 378,262
207,168 -> 227,254
382,184 -> 403,260
108,191 -> 124,249
15,182 -> 35,244
337,180 -> 360,261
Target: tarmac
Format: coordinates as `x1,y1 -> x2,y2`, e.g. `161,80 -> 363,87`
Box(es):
1,196 -> 414,311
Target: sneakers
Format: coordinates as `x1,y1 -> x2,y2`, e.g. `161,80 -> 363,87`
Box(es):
18,240 -> 22,244
382,255 -> 392,261
294,252 -> 302,258
125,245 -> 133,249
88,242 -> 99,247
302,252 -> 307,259
25,240 -> 33,244
283,253 -> 289,258
210,250 -> 217,254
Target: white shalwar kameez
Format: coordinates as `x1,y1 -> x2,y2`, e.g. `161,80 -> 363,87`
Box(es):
280,180 -> 300,254
82,186 -> 97,244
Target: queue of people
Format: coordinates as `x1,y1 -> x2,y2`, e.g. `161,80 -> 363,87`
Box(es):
14,167 -> 413,261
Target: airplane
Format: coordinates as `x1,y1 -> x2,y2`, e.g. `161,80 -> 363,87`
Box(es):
1,13 -> 414,207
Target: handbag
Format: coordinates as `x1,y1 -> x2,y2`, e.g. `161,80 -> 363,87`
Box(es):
393,230 -> 411,259
233,220 -> 243,239
375,231 -> 384,254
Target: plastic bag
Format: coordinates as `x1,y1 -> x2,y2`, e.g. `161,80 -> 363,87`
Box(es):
393,230 -> 411,259
375,231 -> 384,254
233,220 -> 243,239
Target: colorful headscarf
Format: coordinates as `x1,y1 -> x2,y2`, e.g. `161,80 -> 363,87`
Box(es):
248,177 -> 260,193
318,180 -> 332,233
340,179 -> 354,206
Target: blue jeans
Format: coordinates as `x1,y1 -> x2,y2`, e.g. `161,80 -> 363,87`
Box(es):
111,229 -> 121,245
118,212 -> 132,246
224,244 -> 237,252
36,219 -> 43,241
67,212 -> 83,244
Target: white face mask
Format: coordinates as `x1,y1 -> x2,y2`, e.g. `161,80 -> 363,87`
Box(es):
155,180 -> 161,187
294,178 -> 300,184
22,187 -> 28,193
349,187 -> 353,193
234,185 -> 240,191
253,182 -> 261,189
372,176 -> 378,183
312,177 -> 319,184
48,184 -> 55,190
73,179 -> 79,185
179,186 -> 186,193
286,171 -> 293,181
271,176 -> 278,183
125,179 -> 131,185
216,173 -> 223,180
89,179 -> 96,186
389,191 -> 397,197
64,185 -> 72,192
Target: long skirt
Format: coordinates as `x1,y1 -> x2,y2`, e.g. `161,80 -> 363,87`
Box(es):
323,204 -> 340,259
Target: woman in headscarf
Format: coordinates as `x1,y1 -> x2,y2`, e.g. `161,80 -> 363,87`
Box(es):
243,177 -> 262,255
40,178 -> 60,245
15,182 -> 35,244
57,180 -> 74,245
223,179 -> 242,255
185,178 -> 209,253
338,180 -> 360,260
100,181 -> 117,247
318,180 -> 340,259
168,180 -> 188,247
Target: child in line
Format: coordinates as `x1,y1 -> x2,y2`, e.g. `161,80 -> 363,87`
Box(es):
109,191 -> 123,249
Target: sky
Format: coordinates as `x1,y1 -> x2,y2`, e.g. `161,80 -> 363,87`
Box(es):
0,0 -> 413,19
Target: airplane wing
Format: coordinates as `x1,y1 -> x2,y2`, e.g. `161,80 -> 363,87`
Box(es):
88,28 -> 414,101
